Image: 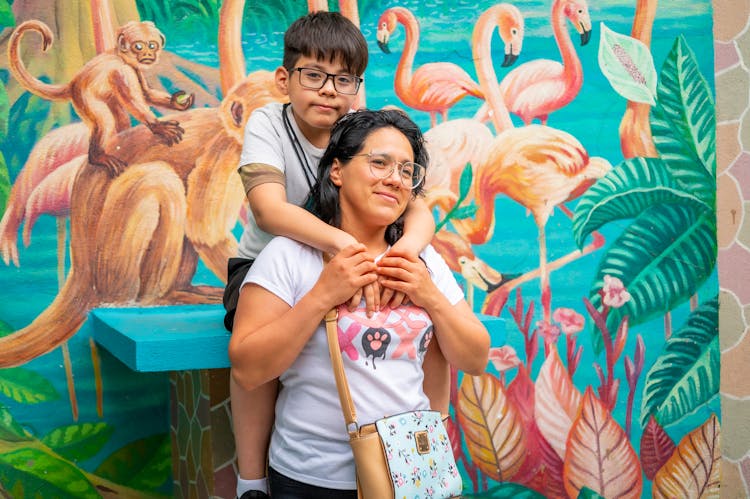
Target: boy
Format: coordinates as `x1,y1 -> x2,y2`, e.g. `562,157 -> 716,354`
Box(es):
224,12 -> 437,499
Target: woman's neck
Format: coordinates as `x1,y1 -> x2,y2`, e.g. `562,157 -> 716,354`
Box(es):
340,220 -> 389,255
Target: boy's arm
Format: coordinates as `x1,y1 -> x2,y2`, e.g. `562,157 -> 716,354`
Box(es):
393,196 -> 436,256
248,181 -> 356,254
381,196 -> 435,306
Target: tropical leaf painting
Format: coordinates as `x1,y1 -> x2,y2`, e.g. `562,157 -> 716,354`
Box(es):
652,414 -> 720,498
534,348 -> 582,459
575,32 -> 717,349
95,433 -> 172,489
0,367 -> 60,404
563,389 -> 642,499
456,373 -> 526,481
640,416 -> 676,480
598,22 -> 658,105
0,447 -> 100,499
640,297 -> 719,426
41,423 -> 115,463
587,204 -> 715,346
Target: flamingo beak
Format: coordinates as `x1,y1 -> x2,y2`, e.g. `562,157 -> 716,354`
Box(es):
502,52 -> 518,67
377,28 -> 391,54
580,28 -> 592,46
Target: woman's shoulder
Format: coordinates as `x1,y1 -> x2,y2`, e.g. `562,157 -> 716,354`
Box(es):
260,236 -> 321,262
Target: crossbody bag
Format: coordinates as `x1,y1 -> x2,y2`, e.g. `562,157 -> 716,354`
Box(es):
324,307 -> 463,499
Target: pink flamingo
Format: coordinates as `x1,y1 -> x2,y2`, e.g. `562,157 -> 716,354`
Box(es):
0,123 -> 89,267
376,6 -> 484,128
423,3 -> 524,195
476,0 -> 592,126
451,125 -> 611,322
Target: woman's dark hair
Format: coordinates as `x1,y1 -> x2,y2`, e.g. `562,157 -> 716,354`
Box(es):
306,109 -> 429,245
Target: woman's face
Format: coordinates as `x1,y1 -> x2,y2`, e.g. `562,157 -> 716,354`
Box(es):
330,126 -> 414,228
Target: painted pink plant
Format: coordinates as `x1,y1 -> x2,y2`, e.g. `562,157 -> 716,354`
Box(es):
553,307 -> 585,378
584,274 -> 632,410
488,345 -> 521,384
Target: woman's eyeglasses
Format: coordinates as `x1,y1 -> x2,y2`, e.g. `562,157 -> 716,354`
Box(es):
351,152 -> 425,190
292,67 -> 363,95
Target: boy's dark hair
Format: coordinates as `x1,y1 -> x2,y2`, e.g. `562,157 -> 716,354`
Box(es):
283,11 -> 368,76
307,109 -> 428,245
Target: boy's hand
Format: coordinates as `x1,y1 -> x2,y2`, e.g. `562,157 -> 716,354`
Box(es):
316,244 -> 378,308
347,281 -> 381,317
379,240 -> 421,308
377,248 -> 436,309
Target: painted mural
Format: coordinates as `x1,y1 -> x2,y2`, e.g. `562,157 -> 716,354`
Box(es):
0,0 -> 720,497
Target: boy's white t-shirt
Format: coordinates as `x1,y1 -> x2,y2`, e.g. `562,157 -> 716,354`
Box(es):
237,102 -> 326,259
243,236 -> 464,490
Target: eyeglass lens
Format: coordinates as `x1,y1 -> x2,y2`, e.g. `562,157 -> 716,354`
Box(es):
367,154 -> 424,189
296,68 -> 360,94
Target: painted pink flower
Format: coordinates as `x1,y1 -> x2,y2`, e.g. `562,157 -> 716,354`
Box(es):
488,346 -> 521,372
552,307 -> 585,335
536,321 -> 561,345
602,275 -> 632,308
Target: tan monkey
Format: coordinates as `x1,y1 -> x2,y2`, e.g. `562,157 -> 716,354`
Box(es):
8,20 -> 194,176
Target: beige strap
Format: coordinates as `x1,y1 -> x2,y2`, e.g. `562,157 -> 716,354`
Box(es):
325,306 -> 360,433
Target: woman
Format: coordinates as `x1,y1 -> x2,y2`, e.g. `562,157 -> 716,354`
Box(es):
229,109 -> 490,498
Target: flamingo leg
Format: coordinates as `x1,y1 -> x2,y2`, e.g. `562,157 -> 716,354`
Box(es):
481,229 -> 606,316
57,217 -> 79,421
538,224 -> 551,324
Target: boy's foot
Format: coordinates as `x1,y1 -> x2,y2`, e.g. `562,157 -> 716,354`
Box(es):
238,491 -> 270,499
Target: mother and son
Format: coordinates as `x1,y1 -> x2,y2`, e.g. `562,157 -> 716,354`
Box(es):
223,10 -> 490,499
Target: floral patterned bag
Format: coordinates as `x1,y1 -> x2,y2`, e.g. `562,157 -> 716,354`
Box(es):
325,309 -> 463,499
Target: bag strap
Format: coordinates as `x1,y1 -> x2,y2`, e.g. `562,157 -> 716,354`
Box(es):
325,306 -> 360,433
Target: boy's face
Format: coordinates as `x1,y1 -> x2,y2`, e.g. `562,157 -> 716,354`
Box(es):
275,56 -> 360,145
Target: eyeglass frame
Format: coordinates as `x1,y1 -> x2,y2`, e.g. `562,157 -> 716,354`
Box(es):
291,67 -> 363,95
350,152 -> 426,190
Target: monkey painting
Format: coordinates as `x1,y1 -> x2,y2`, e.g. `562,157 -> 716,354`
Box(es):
8,20 -> 195,176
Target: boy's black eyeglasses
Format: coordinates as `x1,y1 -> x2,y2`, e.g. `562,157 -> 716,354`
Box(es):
292,67 -> 363,95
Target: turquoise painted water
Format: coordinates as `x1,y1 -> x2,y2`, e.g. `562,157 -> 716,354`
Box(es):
0,0 -> 718,494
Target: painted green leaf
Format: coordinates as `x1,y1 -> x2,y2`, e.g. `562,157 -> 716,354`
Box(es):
458,162 -> 473,201
651,36 -> 715,203
578,487 -> 606,499
95,433 -> 171,489
42,422 -> 114,462
572,157 -> 710,248
588,204 -> 716,352
0,152 -> 9,218
464,482 -> 546,498
0,82 -> 8,142
0,367 -> 60,404
0,447 -> 99,498
598,23 -> 657,105
0,406 -> 30,442
452,202 -> 478,220
641,297 -> 719,426
0,0 -> 13,29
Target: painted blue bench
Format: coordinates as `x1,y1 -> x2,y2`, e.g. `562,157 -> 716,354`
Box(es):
91,303 -> 506,372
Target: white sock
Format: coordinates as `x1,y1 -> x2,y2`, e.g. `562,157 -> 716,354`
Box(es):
237,476 -> 269,496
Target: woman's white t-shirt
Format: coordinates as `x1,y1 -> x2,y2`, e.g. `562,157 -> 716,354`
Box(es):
243,236 -> 464,489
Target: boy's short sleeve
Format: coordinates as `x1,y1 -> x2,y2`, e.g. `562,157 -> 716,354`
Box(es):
239,106 -> 284,170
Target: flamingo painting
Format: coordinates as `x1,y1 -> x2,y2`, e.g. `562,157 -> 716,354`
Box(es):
452,125 -> 611,322
423,3 -> 524,195
475,0 -> 592,126
376,6 -> 484,128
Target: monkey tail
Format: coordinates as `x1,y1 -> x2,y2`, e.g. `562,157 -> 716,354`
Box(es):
0,268 -> 96,367
8,20 -> 72,101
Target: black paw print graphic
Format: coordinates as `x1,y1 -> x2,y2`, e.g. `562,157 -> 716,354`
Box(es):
362,327 -> 390,369
419,325 -> 433,354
